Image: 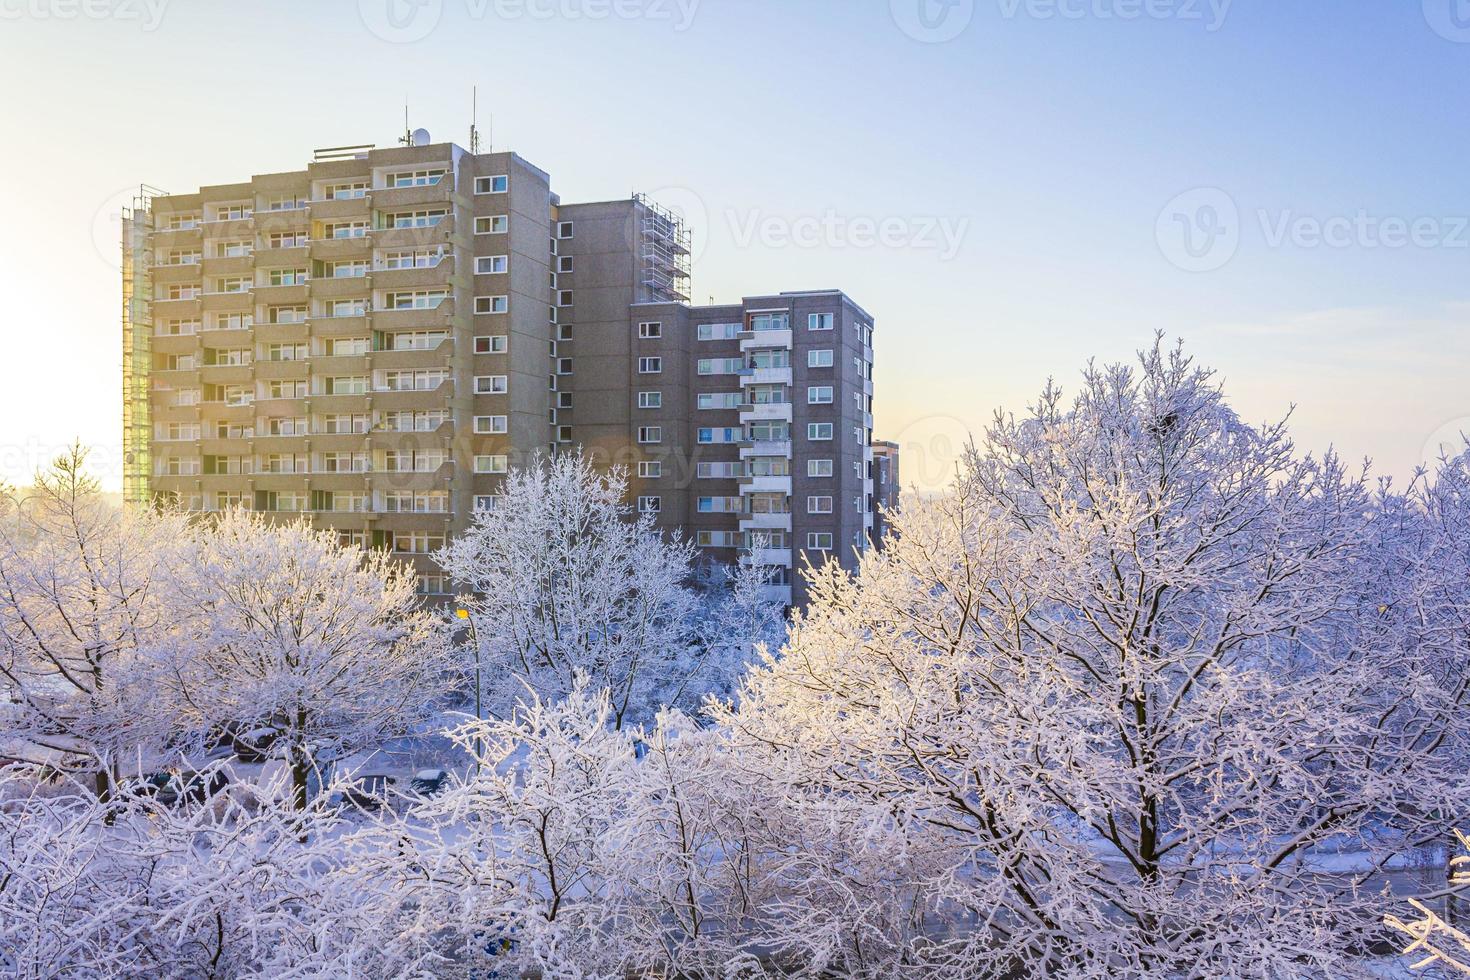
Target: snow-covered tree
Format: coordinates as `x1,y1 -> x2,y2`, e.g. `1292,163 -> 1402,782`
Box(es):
0,446 -> 185,797
162,509 -> 453,809
719,339 -> 1470,977
437,451 -> 707,729
1387,829 -> 1470,975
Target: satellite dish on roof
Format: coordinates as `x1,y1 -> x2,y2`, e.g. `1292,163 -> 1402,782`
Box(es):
411,128 -> 431,147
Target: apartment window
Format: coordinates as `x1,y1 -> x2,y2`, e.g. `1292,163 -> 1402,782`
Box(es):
557,290 -> 573,307
638,357 -> 662,374
325,376 -> 368,395
475,255 -> 509,275
697,461 -> 743,479
385,290 -> 448,311
322,221 -> 369,240
267,268 -> 308,286
697,392 -> 741,410
697,322 -> 740,341
637,426 -> 662,444
393,533 -> 446,555
635,391 -> 662,410
639,321 -> 662,339
474,375 -> 509,394
474,335 -> 508,354
471,415 -> 508,436
324,260 -> 368,279
474,215 -> 509,234
386,330 -> 448,351
474,175 -> 509,194
808,422 -> 834,441
383,450 -> 446,473
807,496 -> 834,514
263,417 -> 307,437
697,496 -> 742,514
386,168 -> 445,188
325,337 -> 369,356
808,349 -> 834,368
748,457 -> 790,477
474,455 -> 509,474
809,313 -> 835,331
808,386 -> 834,405
166,285 -> 200,300
380,248 -> 441,270
557,392 -> 573,409
381,410 -> 448,432
638,496 -> 661,514
268,232 -> 306,250
474,495 -> 499,512
268,306 -> 307,324
475,296 -> 509,314
696,530 -> 742,548
324,181 -> 368,200
388,209 -> 448,230
264,380 -> 308,400
557,221 -> 574,238
697,357 -> 743,376
750,313 -> 790,331
381,369 -> 449,392
638,461 -> 662,478
326,299 -> 367,319
808,459 -> 834,478
319,452 -> 369,474
807,532 -> 835,551
558,256 -> 573,273
321,414 -> 370,434
557,358 -> 573,375
698,427 -> 742,444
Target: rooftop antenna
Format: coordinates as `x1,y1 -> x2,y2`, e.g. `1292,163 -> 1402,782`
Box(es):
398,103 -> 411,146
469,87 -> 481,154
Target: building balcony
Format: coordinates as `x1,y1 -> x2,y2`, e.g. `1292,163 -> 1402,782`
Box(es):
741,548 -> 793,569
371,260 -> 454,291
151,264 -> 204,285
370,383 -> 454,412
311,354 -> 371,376
308,196 -> 374,221
151,296 -> 202,315
740,367 -> 792,386
252,208 -> 310,237
310,236 -> 373,262
200,216 -> 258,238
254,359 -> 309,381
373,215 -> 455,250
739,474 -> 792,494
739,329 -> 793,352
255,242 -> 309,263
253,282 -> 310,305
739,440 -> 792,459
307,313 -> 371,336
310,275 -> 370,300
740,402 -> 793,423
371,180 -> 454,209
371,302 -> 455,332
372,342 -> 453,370
198,363 -> 253,385
740,512 -> 793,532
758,585 -> 793,605
148,225 -> 204,247
200,255 -> 254,277
310,432 -> 372,452
251,322 -> 307,344
200,290 -> 254,313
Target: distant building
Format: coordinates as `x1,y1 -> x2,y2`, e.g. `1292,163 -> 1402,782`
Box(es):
871,440 -> 900,546
122,137 -> 877,607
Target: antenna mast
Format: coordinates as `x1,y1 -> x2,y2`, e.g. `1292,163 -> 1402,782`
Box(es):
398,103 -> 411,146
470,87 -> 481,153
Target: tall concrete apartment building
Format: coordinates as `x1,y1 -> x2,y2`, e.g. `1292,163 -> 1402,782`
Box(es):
122,137 -> 877,606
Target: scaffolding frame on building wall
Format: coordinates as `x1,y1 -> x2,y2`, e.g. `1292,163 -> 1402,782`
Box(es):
633,192 -> 692,304
121,184 -> 166,508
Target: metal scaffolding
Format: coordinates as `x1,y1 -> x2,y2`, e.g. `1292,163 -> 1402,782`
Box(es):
633,192 -> 691,304
121,184 -> 165,508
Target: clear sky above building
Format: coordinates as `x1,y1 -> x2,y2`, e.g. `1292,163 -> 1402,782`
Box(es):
3,0 -> 1467,491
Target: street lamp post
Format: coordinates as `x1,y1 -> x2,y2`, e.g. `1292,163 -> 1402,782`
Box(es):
455,607 -> 484,776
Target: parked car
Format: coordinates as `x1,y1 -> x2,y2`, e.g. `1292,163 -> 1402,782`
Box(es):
410,768 -> 449,797
340,774 -> 397,811
230,727 -> 278,763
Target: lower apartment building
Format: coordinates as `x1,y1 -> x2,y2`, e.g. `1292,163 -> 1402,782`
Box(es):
122,137 -> 878,607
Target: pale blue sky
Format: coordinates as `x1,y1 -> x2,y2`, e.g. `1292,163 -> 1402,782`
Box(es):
2,0 -> 1467,489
